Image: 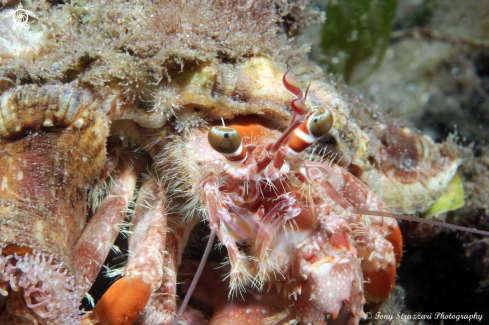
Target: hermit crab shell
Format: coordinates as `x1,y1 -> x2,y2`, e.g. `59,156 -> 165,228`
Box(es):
0,85 -> 108,267
136,56 -> 461,215
0,0 -> 459,216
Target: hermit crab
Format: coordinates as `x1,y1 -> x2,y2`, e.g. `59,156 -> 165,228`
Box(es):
1,0 -> 489,324
0,67 -> 487,325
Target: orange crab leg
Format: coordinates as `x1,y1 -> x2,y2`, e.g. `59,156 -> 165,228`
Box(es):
86,177 -> 167,325
83,275 -> 152,325
136,233 -> 179,324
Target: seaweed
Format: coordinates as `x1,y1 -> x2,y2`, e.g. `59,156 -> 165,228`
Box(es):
320,0 -> 397,83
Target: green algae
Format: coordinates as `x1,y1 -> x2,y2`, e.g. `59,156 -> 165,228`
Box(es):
423,173 -> 465,219
320,0 -> 397,83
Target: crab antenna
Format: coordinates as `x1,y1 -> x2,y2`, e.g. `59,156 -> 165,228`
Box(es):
355,209 -> 489,236
303,82 -> 311,101
172,230 -> 216,325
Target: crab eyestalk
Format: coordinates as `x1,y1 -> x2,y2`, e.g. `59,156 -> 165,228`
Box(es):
286,107 -> 334,159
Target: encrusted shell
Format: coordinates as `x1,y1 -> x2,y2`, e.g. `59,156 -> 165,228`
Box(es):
0,85 -> 108,266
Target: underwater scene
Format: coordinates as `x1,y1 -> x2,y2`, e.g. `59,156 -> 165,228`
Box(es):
0,0 -> 488,324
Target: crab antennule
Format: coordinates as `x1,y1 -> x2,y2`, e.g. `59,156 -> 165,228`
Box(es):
290,97 -> 307,116
283,70 -> 303,97
269,117 -> 304,155
289,83 -> 310,116
264,75 -> 310,171
268,72 -> 308,156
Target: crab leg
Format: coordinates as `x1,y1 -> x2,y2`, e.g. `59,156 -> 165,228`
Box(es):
204,179 -> 251,288
86,177 -> 167,325
135,216 -> 198,325
133,233 -> 177,325
328,166 -> 402,302
173,177 -> 250,325
73,157 -> 144,294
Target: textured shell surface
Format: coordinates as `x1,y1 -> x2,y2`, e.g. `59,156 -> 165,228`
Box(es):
0,0 -> 467,325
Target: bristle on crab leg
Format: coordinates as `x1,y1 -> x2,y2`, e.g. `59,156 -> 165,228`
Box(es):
73,156 -> 145,293
86,176 -> 167,325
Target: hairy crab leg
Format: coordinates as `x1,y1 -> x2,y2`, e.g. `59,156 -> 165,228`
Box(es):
135,207 -> 198,325
86,176 -> 167,325
316,164 -> 401,302
133,229 -> 177,324
73,156 -> 145,294
204,180 -> 251,291
173,177 -> 252,325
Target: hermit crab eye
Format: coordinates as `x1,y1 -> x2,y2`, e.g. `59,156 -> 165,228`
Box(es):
308,108 -> 333,138
286,107 -> 334,159
208,126 -> 241,154
208,126 -> 247,163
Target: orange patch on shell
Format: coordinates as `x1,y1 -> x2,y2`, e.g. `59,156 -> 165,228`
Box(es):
2,244 -> 33,256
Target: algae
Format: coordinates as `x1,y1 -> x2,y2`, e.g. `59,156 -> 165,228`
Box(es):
320,0 -> 397,83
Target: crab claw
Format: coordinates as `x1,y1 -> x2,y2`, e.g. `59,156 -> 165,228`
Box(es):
287,255 -> 365,324
84,176 -> 168,325
87,274 -> 152,325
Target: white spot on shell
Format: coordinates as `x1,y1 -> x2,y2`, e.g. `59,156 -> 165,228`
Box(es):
73,118 -> 84,128
43,118 -> 54,127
